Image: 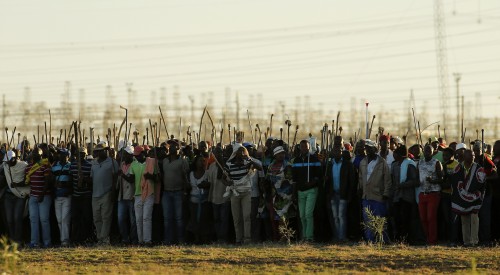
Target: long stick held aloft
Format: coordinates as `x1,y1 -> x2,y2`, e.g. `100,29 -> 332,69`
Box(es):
247,110 -> 255,144
368,115 -> 376,139
119,106 -> 128,151
49,109 -> 52,145
159,106 -> 169,139
269,114 -> 274,138
412,108 -> 419,146
335,111 -> 340,136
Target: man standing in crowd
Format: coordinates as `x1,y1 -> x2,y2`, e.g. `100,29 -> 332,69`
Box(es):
417,144 -> 443,245
70,146 -> 94,245
27,147 -> 52,248
207,145 -> 231,243
3,150 -> 29,245
325,146 -> 355,242
472,140 -> 497,246
52,149 -> 73,247
440,147 -> 461,245
451,149 -> 486,247
391,145 -> 419,244
161,139 -> 190,245
358,139 -> 391,243
292,139 -> 322,243
116,145 -> 137,245
91,142 -> 119,245
225,144 -> 263,245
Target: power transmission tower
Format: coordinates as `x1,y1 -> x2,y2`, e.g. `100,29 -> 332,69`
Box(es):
433,0 -> 451,136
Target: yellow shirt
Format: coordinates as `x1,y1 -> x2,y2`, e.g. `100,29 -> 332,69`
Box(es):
442,160 -> 459,194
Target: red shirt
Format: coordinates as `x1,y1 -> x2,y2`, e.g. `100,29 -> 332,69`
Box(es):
26,163 -> 51,197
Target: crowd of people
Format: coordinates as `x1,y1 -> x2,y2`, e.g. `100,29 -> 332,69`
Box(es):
0,125 -> 499,248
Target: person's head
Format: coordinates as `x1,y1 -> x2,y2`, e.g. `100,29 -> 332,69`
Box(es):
393,145 -> 407,163
486,144 -> 492,155
354,140 -> 365,156
273,146 -> 286,162
198,141 -> 208,153
265,138 -> 274,148
191,155 -> 205,171
493,140 -> 500,157
364,139 -> 378,157
379,135 -> 389,151
122,146 -> 134,164
443,147 -> 455,163
448,142 -> 457,151
31,147 -> 43,163
234,146 -> 249,161
78,146 -> 87,159
408,144 -> 422,160
213,145 -> 224,161
463,149 -> 474,166
431,140 -> 439,151
167,140 -> 180,156
455,143 -> 467,162
423,144 -> 434,160
472,140 -> 483,156
390,136 -> 403,151
134,145 -> 146,162
332,146 -> 342,161
58,149 -> 70,163
299,140 -> 310,156
3,150 -> 17,166
244,143 -> 256,158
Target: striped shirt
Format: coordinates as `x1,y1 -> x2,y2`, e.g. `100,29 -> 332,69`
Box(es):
225,159 -> 252,181
26,162 -> 51,197
71,159 -> 93,197
52,161 -> 72,197
225,158 -> 255,193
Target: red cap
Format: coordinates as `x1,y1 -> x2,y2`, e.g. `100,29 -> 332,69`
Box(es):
379,135 -> 390,142
134,145 -> 145,156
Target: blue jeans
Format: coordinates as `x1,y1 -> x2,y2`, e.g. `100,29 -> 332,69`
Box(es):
29,195 -> 52,247
161,190 -> 184,244
3,192 -> 26,244
330,194 -> 348,241
212,202 -> 230,243
117,199 -> 137,244
362,199 -> 388,243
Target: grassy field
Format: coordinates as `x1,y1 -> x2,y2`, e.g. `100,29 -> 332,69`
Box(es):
3,243 -> 500,274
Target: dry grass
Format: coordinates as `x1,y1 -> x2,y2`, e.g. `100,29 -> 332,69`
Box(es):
5,243 -> 500,274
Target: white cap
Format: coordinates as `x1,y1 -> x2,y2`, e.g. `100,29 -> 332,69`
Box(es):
456,143 -> 467,150
393,136 -> 404,145
2,150 -> 16,162
118,140 -> 133,151
273,146 -> 285,156
364,139 -> 377,148
124,145 -> 134,155
98,140 -> 108,147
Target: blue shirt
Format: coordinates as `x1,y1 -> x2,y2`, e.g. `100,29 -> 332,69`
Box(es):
332,158 -> 343,193
52,161 -> 72,197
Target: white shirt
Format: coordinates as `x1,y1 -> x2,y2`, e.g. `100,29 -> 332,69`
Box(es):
3,161 -> 29,198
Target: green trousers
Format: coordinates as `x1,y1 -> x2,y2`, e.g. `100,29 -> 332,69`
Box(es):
298,187 -> 318,241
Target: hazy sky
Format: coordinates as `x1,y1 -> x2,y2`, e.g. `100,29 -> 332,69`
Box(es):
1,0 -> 499,122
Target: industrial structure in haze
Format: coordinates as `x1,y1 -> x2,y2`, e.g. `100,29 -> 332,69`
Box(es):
1,85 -> 497,148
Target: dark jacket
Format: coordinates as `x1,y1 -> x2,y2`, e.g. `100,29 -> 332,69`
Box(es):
391,160 -> 419,203
324,157 -> 356,201
292,153 -> 323,192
